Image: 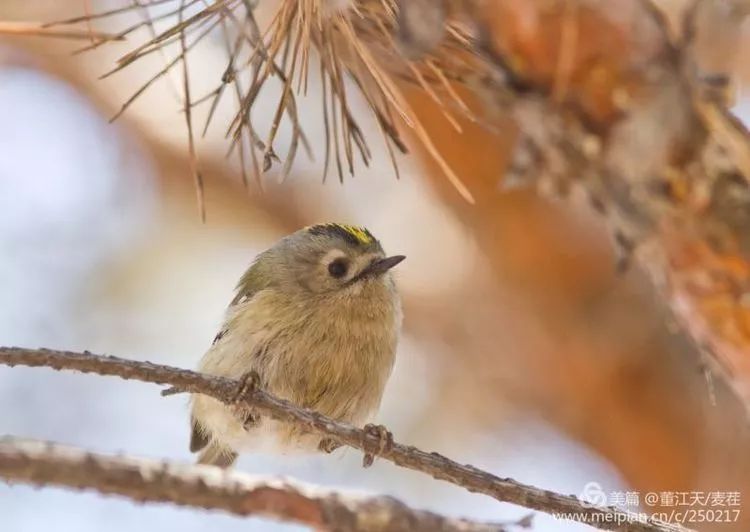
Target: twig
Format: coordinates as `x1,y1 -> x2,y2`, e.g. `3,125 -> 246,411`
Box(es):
0,437 -> 512,532
0,347 -> 688,532
177,0 -> 206,222
0,21 -> 122,41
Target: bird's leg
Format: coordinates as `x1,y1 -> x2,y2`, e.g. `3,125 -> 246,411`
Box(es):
231,370 -> 262,430
361,423 -> 393,468
318,438 -> 341,454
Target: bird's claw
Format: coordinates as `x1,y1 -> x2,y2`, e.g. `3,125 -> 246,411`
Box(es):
361,423 -> 393,468
239,409 -> 260,430
318,438 -> 341,454
232,370 -> 262,431
232,370 -> 261,403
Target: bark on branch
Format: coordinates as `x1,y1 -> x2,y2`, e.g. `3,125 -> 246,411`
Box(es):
0,346 -> 688,532
0,437 -> 515,532
465,0 -> 750,413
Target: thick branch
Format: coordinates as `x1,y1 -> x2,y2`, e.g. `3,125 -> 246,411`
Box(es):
470,0 -> 750,413
0,437 -> 509,532
0,347 -> 687,532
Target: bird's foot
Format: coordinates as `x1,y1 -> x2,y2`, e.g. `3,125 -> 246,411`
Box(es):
318,438 -> 341,454
231,406 -> 260,430
232,370 -> 261,403
232,370 -> 262,430
361,423 -> 393,468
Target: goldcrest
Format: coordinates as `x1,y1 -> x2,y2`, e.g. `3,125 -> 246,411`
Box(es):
189,223 -> 404,467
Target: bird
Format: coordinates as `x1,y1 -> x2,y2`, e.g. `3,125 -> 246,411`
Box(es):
189,223 -> 404,467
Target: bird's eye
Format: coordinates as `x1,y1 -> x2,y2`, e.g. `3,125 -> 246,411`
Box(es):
328,258 -> 349,278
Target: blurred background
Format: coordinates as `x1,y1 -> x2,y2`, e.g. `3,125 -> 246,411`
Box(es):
1,1 -> 749,531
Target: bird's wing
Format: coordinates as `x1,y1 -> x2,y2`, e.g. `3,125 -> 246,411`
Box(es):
229,251 -> 274,306
206,257 -> 272,346
189,421 -> 210,452
197,442 -> 238,468
189,257 -> 273,457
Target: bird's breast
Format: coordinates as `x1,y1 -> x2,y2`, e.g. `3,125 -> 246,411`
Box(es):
195,286 -> 402,452
246,288 -> 402,422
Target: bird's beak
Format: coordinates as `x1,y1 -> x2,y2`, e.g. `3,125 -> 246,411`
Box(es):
360,255 -> 406,278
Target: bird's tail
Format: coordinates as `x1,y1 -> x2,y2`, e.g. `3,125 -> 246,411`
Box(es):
197,443 -> 238,468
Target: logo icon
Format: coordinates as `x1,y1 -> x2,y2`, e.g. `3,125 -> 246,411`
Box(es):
579,482 -> 608,508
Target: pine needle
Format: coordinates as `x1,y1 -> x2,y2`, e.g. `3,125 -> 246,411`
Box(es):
51,0 -> 482,207
0,21 -> 123,41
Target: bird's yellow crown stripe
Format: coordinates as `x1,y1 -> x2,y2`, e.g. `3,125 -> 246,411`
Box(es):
306,223 -> 375,245
335,224 -> 374,245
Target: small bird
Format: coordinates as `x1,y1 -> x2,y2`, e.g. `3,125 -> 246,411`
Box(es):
190,223 -> 404,467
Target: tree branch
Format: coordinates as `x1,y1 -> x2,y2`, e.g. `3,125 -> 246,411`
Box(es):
0,437 -> 514,532
0,346 -> 688,532
468,0 -> 750,414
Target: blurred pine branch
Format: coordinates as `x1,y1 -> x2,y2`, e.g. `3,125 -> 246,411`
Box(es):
46,0 -> 481,211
